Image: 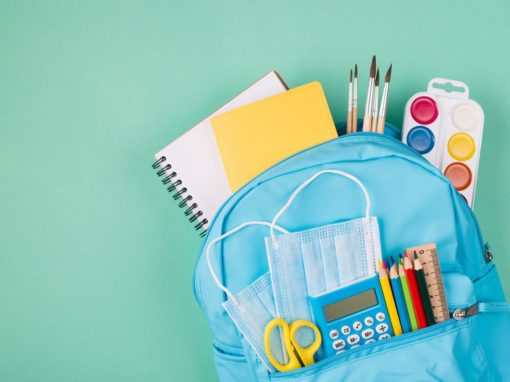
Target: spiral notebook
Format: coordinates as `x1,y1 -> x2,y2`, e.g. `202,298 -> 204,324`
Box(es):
152,71 -> 288,237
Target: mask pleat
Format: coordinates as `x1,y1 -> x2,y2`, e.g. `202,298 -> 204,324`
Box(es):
320,236 -> 340,291
302,239 -> 326,296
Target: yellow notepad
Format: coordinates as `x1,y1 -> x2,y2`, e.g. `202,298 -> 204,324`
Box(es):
211,81 -> 337,191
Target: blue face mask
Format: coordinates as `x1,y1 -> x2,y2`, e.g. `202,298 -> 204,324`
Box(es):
206,221 -> 289,372
265,170 -> 382,346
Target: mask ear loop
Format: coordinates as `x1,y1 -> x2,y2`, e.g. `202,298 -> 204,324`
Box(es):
206,221 -> 289,306
270,169 -> 371,241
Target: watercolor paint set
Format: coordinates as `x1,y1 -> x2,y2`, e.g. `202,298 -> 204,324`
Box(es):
402,78 -> 484,207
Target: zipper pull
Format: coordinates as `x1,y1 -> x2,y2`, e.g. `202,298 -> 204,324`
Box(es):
452,302 -> 510,320
484,242 -> 494,263
452,304 -> 479,320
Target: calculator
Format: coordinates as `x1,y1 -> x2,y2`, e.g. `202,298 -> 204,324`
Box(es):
309,275 -> 394,357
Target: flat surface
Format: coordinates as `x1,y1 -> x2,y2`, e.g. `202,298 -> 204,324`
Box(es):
1,1 -> 509,381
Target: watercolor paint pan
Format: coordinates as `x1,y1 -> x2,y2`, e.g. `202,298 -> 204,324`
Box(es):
402,78 -> 484,208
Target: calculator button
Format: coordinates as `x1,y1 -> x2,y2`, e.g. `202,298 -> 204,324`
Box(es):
379,333 -> 391,341
341,325 -> 351,335
361,328 -> 374,339
376,323 -> 389,334
364,316 -> 374,326
347,334 -> 360,345
329,329 -> 339,339
333,339 -> 346,350
376,312 -> 386,322
353,321 -> 363,331
336,350 -> 346,355
365,339 -> 376,344
350,344 -> 360,349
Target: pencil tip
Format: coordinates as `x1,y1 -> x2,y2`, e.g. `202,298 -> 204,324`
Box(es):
370,56 -> 376,77
389,256 -> 395,266
375,69 -> 380,86
354,64 -> 358,77
350,69 -> 353,82
385,64 -> 392,83
414,250 -> 418,260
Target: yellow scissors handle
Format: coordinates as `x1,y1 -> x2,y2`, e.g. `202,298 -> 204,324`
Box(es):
264,318 -> 302,372
264,318 -> 322,372
289,319 -> 322,367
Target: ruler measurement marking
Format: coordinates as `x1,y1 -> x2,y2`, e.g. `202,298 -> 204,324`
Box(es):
409,244 -> 449,323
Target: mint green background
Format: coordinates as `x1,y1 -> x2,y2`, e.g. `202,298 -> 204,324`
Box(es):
1,1 -> 509,381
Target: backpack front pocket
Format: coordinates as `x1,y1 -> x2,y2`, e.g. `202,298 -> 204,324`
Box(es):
264,315 -> 489,382
213,344 -> 257,382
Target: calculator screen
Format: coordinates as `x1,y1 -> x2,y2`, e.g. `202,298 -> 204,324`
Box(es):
323,289 -> 378,322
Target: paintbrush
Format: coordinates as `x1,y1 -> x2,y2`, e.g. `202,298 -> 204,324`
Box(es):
362,55 -> 376,132
347,69 -> 353,134
352,64 -> 358,133
377,64 -> 392,134
371,69 -> 380,132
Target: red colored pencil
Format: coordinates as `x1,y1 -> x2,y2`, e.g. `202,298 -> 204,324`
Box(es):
403,251 -> 428,329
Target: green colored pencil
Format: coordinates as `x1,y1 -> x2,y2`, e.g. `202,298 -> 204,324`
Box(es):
414,251 -> 436,326
398,254 -> 418,331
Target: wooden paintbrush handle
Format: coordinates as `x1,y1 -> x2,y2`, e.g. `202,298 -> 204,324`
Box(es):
352,108 -> 358,133
347,111 -> 352,134
371,117 -> 377,132
362,116 -> 372,132
377,117 -> 385,134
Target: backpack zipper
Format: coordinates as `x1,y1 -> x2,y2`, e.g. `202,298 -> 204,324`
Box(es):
452,303 -> 479,320
484,242 -> 494,262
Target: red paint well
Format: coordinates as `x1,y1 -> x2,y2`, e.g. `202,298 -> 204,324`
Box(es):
410,96 -> 438,125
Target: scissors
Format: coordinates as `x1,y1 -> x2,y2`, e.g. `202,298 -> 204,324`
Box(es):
264,318 -> 322,372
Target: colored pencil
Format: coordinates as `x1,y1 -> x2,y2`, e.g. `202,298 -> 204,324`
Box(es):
347,69 -> 353,134
371,69 -> 379,132
403,251 -> 428,329
378,260 -> 403,336
376,64 -> 392,134
389,257 -> 411,333
413,251 -> 436,326
362,56 -> 376,132
352,64 -> 358,133
398,255 -> 418,331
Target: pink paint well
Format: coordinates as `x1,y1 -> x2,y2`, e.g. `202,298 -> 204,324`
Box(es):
410,96 -> 438,125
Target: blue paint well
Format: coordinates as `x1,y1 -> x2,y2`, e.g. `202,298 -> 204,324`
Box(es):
407,126 -> 435,154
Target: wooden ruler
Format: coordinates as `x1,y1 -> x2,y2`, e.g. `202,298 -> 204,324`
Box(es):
406,243 -> 449,323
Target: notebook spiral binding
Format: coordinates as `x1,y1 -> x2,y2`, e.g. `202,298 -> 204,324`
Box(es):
152,156 -> 208,237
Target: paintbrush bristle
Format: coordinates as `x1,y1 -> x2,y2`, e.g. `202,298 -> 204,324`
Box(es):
375,69 -> 380,86
354,64 -> 358,78
350,69 -> 353,82
385,64 -> 392,83
370,55 -> 376,78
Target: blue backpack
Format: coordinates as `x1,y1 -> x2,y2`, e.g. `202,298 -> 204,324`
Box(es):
193,124 -> 510,381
